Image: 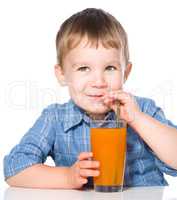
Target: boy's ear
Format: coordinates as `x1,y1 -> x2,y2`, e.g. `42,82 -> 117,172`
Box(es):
124,62 -> 132,83
54,64 -> 67,86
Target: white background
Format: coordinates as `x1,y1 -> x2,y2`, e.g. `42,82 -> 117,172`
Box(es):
0,0 -> 177,188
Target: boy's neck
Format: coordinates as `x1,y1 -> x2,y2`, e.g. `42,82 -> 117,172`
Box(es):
86,112 -> 107,120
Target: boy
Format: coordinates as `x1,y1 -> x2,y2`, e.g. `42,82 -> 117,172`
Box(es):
4,8 -> 177,189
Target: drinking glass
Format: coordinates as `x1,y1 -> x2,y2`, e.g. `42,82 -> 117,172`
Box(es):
90,119 -> 126,192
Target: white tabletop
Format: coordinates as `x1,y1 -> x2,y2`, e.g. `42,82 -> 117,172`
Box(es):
1,186 -> 177,200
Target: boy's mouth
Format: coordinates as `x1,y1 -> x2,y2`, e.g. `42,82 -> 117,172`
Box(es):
87,94 -> 104,101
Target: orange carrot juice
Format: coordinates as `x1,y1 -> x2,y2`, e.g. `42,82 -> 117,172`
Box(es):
90,126 -> 126,192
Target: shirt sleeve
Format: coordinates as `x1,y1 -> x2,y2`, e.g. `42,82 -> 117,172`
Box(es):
146,99 -> 177,176
3,107 -> 56,180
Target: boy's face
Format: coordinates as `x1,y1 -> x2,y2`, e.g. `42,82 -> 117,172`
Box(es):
55,38 -> 131,118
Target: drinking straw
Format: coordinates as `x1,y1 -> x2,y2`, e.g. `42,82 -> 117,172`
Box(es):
115,101 -> 121,128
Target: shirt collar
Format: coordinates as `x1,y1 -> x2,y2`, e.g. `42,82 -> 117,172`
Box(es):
62,99 -> 116,132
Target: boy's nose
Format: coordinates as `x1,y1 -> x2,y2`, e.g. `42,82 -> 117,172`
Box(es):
90,74 -> 107,88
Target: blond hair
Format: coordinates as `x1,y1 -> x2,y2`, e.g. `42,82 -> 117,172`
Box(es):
56,8 -> 129,67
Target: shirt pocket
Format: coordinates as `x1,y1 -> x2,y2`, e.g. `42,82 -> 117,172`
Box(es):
55,132 -> 90,155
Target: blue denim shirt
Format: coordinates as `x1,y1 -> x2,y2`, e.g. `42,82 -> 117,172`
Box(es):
3,96 -> 177,187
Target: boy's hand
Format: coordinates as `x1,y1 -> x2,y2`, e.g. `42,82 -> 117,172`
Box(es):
103,90 -> 141,124
67,152 -> 99,189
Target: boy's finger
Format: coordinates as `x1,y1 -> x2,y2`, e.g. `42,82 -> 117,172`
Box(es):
78,152 -> 93,161
79,177 -> 88,184
103,90 -> 123,98
80,169 -> 100,177
79,160 -> 100,169
103,91 -> 132,104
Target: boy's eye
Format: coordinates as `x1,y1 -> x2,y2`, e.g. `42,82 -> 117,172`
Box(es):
105,65 -> 117,71
77,66 -> 90,72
